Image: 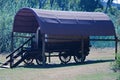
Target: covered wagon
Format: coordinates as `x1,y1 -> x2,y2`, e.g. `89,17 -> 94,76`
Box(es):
2,8 -> 117,68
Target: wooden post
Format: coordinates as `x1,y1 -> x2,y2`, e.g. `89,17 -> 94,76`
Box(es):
81,37 -> 84,62
10,32 -> 14,68
48,53 -> 51,63
42,34 -> 46,66
115,36 -> 118,60
11,32 -> 14,52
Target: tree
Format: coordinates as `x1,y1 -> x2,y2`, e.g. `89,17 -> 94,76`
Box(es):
80,0 -> 103,11
50,0 -> 54,9
28,0 -> 39,8
38,0 -> 47,8
105,0 -> 113,13
56,0 -> 66,10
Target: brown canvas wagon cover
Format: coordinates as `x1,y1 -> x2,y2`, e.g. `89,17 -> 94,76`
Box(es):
13,8 -> 115,36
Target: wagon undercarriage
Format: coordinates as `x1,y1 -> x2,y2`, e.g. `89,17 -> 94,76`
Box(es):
21,36 -> 90,65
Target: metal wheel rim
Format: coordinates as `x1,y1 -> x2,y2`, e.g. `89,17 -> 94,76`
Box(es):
74,55 -> 86,63
59,52 -> 71,64
22,52 -> 34,64
24,58 -> 33,64
36,56 -> 46,65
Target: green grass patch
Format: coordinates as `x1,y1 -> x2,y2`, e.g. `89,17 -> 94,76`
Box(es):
0,68 -> 118,80
71,72 -> 118,80
0,68 -> 48,80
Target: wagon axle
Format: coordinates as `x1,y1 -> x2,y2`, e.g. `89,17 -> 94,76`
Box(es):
22,49 -> 88,65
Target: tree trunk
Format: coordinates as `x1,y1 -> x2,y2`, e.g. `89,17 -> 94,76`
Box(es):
105,0 -> 113,13
50,0 -> 54,9
38,0 -> 47,9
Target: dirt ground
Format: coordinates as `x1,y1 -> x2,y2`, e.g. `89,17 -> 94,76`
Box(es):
40,48 -> 116,80
0,48 -> 119,80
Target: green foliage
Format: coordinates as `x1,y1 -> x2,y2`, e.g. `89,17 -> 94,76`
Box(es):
0,0 -> 31,52
112,53 -> 120,80
80,0 -> 103,11
113,54 -> 120,70
107,7 -> 120,37
116,55 -> 120,68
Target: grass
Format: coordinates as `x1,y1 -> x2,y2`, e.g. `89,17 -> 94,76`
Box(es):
0,68 -> 119,80
0,48 -> 119,80
0,68 -> 48,80
71,72 -> 119,80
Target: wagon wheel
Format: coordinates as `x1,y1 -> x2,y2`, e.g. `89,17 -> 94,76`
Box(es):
22,52 -> 34,65
59,52 -> 71,64
24,58 -> 34,65
36,55 -> 47,65
74,53 -> 86,63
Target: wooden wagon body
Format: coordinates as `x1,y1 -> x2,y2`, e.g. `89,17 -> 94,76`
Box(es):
1,8 -> 117,68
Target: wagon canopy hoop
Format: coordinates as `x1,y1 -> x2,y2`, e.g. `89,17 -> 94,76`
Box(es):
13,8 -> 115,37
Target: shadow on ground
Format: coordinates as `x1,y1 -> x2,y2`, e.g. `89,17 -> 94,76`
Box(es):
19,59 -> 115,69
0,62 -> 2,64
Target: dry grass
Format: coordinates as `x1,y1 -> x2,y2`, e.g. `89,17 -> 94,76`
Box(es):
0,48 -> 119,80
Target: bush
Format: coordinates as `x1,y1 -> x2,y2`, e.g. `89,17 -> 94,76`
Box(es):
112,53 -> 120,72
112,53 -> 120,80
